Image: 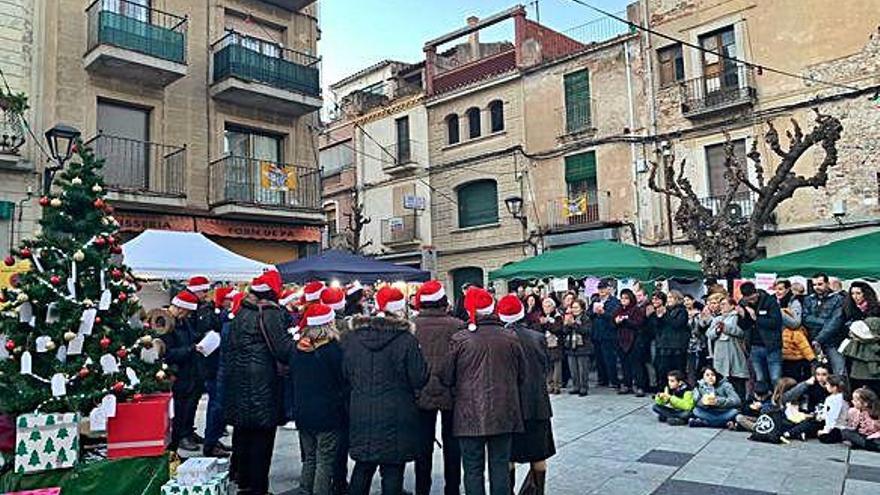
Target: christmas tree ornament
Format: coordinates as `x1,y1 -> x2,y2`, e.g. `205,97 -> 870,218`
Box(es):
99,336 -> 111,349
111,268 -> 122,280
45,340 -> 56,352
51,373 -> 67,397
155,370 -> 166,380
45,302 -> 60,323
95,316 -> 102,325
111,381 -> 124,393
107,235 -> 116,245
125,367 -> 140,387
118,292 -> 128,302
63,331 -> 77,342
67,335 -> 84,355
18,301 -> 33,322
133,393 -> 143,401
110,246 -> 122,255
140,335 -> 153,345
9,274 -> 19,288
50,198 -> 62,208
39,196 -> 50,207
71,177 -> 82,185
49,275 -> 61,285
3,255 -> 14,266
78,308 -> 97,335
5,339 -> 14,351
72,250 -> 85,262
82,298 -> 93,307
93,198 -> 105,209
116,347 -> 127,359
16,292 -> 28,302
56,344 -> 67,363
78,367 -> 89,378
35,336 -> 51,353
20,350 -> 32,374
102,394 -> 117,418
94,236 -> 106,248
19,247 -> 31,258
92,184 -> 102,193
100,354 -> 119,374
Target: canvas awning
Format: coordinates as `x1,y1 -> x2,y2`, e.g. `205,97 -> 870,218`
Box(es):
488,240 -> 703,281
276,249 -> 430,284
741,230 -> 880,279
122,230 -> 272,281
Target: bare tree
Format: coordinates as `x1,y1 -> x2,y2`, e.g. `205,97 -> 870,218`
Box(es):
341,188 -> 372,254
649,110 -> 844,278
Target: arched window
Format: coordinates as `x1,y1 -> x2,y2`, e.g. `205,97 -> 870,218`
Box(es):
457,179 -> 498,228
446,114 -> 460,145
466,107 -> 481,139
489,100 -> 504,133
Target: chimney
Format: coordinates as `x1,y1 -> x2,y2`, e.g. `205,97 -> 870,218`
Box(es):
467,16 -> 480,60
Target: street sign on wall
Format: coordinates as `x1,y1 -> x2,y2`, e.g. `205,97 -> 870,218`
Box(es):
403,195 -> 426,210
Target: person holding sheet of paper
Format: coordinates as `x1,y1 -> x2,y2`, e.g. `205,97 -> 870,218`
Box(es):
164,290 -> 207,452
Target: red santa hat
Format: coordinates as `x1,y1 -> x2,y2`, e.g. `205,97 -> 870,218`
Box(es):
375,286 -> 406,316
497,294 -> 525,324
251,269 -> 283,298
415,280 -> 445,310
321,287 -> 346,311
213,287 -> 240,313
228,292 -> 246,319
300,303 -> 336,328
172,290 -> 199,311
346,280 -> 363,296
186,275 -> 211,293
279,288 -> 299,306
302,280 -> 326,302
464,286 -> 495,331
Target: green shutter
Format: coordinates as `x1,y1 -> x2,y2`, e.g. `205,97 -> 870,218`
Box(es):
564,69 -> 591,133
0,201 -> 13,220
457,180 -> 498,228
565,152 -> 597,183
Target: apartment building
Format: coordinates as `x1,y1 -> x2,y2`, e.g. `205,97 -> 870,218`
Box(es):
30,0 -> 324,264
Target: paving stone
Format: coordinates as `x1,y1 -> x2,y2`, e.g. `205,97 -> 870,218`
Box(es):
652,479 -> 776,495
844,479 -> 880,495
592,474 -> 666,495
847,464 -> 880,483
638,449 -> 695,467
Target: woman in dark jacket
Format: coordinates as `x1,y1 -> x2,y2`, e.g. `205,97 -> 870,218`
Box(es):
343,306 -> 428,495
614,289 -> 647,395
524,293 -> 542,328
223,275 -> 295,495
562,299 -> 592,396
538,297 -> 564,394
647,291 -> 690,385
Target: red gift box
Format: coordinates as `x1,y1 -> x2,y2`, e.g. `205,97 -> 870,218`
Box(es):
107,392 -> 172,459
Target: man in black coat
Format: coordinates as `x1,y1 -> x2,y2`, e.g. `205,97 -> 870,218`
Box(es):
164,290 -> 207,452
738,282 -> 783,390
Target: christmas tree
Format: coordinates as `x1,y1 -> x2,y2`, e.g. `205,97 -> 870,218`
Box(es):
0,140 -> 168,416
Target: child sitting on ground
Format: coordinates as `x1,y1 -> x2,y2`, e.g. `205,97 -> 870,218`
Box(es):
785,374 -> 849,442
690,366 -> 742,428
735,381 -> 773,432
652,370 -> 695,426
841,387 -> 880,451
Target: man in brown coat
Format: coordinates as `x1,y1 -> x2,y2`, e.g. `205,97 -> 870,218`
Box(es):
413,281 -> 462,495
443,287 -> 525,495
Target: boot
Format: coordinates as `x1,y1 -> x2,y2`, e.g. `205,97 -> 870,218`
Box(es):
533,470 -> 546,495
509,469 -> 517,495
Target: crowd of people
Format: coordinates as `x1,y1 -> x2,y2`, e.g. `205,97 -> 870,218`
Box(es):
156,270 -> 880,495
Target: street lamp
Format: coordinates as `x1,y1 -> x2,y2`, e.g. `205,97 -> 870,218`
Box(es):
504,195 -> 526,227
43,123 -> 81,195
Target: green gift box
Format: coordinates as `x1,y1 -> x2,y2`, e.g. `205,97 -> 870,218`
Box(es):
161,472 -> 229,495
13,413 -> 79,474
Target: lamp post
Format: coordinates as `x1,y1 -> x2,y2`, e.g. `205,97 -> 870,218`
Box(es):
505,195 -> 541,255
43,124 -> 81,196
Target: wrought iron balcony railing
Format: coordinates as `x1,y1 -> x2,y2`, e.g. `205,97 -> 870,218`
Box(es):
546,193 -> 602,229
0,109 -> 25,155
86,0 -> 187,64
209,155 -> 321,210
88,133 -> 186,196
698,192 -> 756,219
680,65 -> 756,117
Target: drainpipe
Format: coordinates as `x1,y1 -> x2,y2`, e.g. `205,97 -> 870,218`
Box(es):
623,39 -> 641,245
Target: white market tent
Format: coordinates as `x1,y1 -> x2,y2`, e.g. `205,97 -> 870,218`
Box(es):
122,230 -> 272,282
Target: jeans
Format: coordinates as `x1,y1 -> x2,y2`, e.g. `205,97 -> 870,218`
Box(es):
750,345 -> 783,390
567,355 -> 591,393
232,426 -> 276,495
299,429 -> 339,495
841,428 -> 880,452
204,377 -> 225,449
415,409 -> 461,495
691,407 -> 739,427
459,434 -> 512,495
598,340 -> 619,387
786,419 -> 822,439
546,359 -> 562,391
823,344 -> 847,376
349,462 -> 404,495
652,404 -> 690,421
631,342 -> 651,391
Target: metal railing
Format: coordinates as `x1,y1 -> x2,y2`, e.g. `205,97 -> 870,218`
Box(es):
565,96 -> 595,134
212,31 -> 321,96
88,133 -> 186,196
86,0 -> 187,64
547,193 -> 602,229
0,109 -> 25,155
209,155 -> 321,210
381,214 -> 419,245
681,65 -> 756,116
562,11 -> 633,46
699,192 -> 756,219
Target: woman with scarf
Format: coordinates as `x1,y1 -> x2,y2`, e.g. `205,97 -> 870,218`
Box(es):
614,289 -> 647,395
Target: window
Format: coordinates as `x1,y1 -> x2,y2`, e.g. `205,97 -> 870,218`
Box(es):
319,141 -> 353,176
451,267 -> 484,304
457,180 -> 498,228
699,26 -> 739,93
104,0 -> 150,21
564,152 -> 599,223
223,125 -> 284,203
324,203 -> 338,235
0,200 -> 12,257
97,100 -> 150,189
657,44 -> 684,86
564,69 -> 591,133
705,139 -> 747,197
466,107 -> 481,139
446,114 -> 460,145
395,116 -> 411,164
489,100 -> 504,133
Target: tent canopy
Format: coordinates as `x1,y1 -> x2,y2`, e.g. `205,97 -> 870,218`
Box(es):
489,240 -> 703,281
122,230 -> 272,282
276,249 -> 430,284
741,231 -> 880,279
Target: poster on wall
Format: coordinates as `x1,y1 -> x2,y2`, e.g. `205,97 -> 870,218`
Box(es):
754,273 -> 777,292
260,161 -> 298,191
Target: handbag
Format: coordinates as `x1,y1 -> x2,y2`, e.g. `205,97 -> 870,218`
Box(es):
257,303 -> 290,378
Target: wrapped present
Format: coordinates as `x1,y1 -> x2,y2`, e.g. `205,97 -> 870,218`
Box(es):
176,457 -> 219,486
14,413 -> 78,474
0,414 -> 14,452
107,393 -> 172,459
161,472 -> 229,495
2,489 -> 62,495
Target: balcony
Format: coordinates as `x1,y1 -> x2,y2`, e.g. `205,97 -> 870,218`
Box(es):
87,133 -> 186,207
209,155 -> 323,222
0,108 -> 26,167
84,0 -> 187,86
546,192 -> 605,231
258,0 -> 317,11
699,192 -> 756,219
210,31 -> 322,116
680,65 -> 756,118
381,214 -> 420,247
382,140 -> 422,175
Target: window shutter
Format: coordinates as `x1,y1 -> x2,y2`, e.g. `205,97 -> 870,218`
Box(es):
457,181 -> 498,228
564,69 -> 591,133
565,152 -> 597,183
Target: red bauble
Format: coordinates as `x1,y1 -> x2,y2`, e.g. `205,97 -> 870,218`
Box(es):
93,198 -> 105,209
19,247 -> 31,258
116,347 -> 128,359
118,292 -> 128,302
104,205 -> 114,214
78,367 -> 90,378
107,235 -> 116,246
112,381 -> 124,393
111,268 -> 122,280
4,340 -> 14,351
95,316 -> 102,324
3,256 -> 14,267
110,246 -> 122,255
100,336 -> 111,349
94,236 -> 106,247
133,393 -> 144,402
9,274 -> 19,288
39,196 -> 50,207
50,275 -> 61,285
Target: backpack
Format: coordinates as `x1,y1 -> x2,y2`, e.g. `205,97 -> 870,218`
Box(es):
748,407 -> 786,444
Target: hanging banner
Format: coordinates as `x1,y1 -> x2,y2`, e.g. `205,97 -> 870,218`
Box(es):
195,218 -> 321,242
563,195 -> 588,218
260,161 -> 298,191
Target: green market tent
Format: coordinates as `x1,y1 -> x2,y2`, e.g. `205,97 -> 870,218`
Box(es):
741,230 -> 880,279
488,240 -> 703,281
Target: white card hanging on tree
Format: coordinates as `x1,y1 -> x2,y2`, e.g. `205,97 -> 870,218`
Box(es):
28,315 -> 36,328
125,367 -> 140,387
35,335 -> 51,353
67,335 -> 84,355
51,373 -> 67,397
140,346 -> 159,364
56,344 -> 67,363
20,351 -> 32,375
99,353 -> 119,374
67,276 -> 76,299
31,249 -> 44,273
0,335 -> 8,361
89,407 -> 107,432
99,289 -> 112,311
101,394 -> 117,418
79,308 -> 97,335
45,302 -> 60,324
71,260 -> 77,282
18,302 -> 32,324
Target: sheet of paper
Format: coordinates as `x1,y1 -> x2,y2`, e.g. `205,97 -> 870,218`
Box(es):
67,335 -> 84,355
20,350 -> 32,375
754,273 -> 777,292
102,394 -> 117,418
125,367 -> 140,387
140,346 -> 158,364
89,407 -> 107,432
79,308 -> 97,336
99,289 -> 112,311
99,353 -> 119,374
18,302 -> 32,324
197,330 -> 221,357
51,373 -> 67,397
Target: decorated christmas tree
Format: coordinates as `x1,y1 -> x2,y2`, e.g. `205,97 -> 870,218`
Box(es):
0,140 -> 168,416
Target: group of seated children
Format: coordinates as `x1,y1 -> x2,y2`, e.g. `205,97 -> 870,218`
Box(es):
652,364 -> 880,451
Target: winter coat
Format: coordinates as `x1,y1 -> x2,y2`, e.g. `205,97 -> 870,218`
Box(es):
654,384 -> 695,412
614,303 -> 646,353
442,315 -> 525,437
343,315 -> 428,463
195,303 -> 224,379
649,305 -> 690,355
820,393 -> 849,433
562,313 -> 592,356
589,295 -> 621,342
413,307 -> 461,411
739,292 -> 783,349
693,378 -> 741,411
290,338 -> 346,433
164,314 -> 206,395
223,298 -> 295,429
537,311 -> 564,362
803,291 -> 845,346
782,327 -> 816,362
706,311 -> 749,379
509,322 -> 553,421
847,408 -> 880,438
841,317 -> 880,381
780,299 -> 803,330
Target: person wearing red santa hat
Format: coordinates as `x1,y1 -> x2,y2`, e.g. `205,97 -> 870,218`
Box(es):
497,294 -> 555,495
344,285 -> 428,495
441,287 -> 525,495
165,290 -> 207,453
223,269 -> 295,495
302,280 -> 326,305
288,303 -> 346,495
411,281 -> 462,495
